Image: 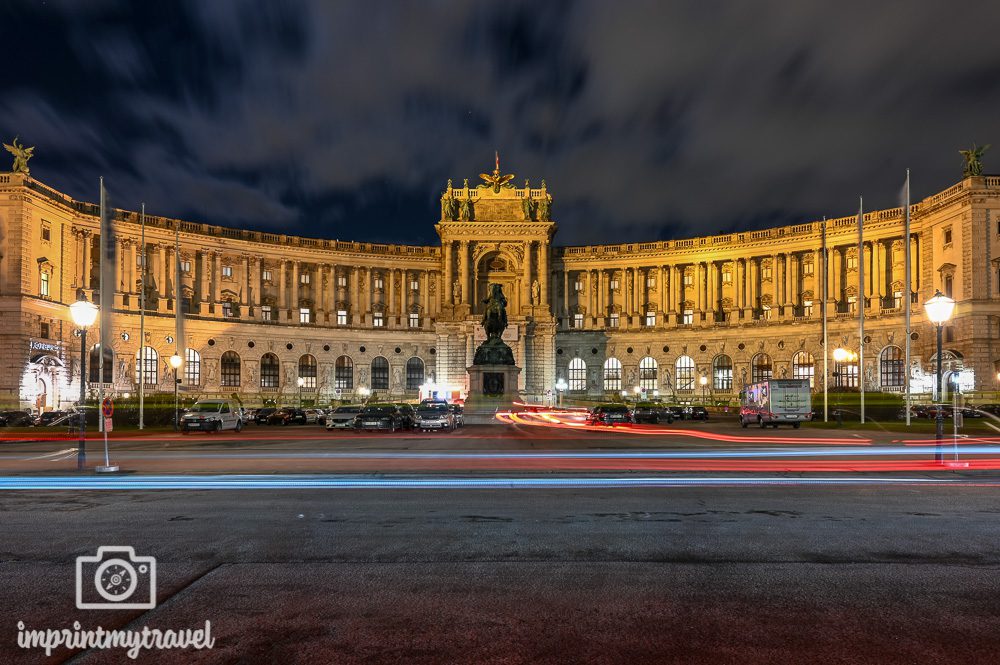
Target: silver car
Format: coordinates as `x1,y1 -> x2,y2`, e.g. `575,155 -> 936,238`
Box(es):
325,406 -> 363,430
415,405 -> 456,431
181,400 -> 243,433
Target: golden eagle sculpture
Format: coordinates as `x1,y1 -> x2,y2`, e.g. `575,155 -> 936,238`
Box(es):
478,151 -> 515,193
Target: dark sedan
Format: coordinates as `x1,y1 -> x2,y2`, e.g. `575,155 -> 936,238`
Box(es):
254,407 -> 277,425
632,402 -> 674,424
356,404 -> 405,432
266,408 -> 307,426
585,404 -> 633,426
684,405 -> 709,421
0,410 -> 33,427
34,410 -> 68,427
394,403 -> 416,430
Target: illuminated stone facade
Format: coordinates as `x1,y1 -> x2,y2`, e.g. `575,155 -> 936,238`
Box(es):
1,168 -> 998,410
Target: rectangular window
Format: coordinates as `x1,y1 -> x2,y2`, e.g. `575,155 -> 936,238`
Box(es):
683,274 -> 693,286
39,271 -> 49,297
373,313 -> 384,327
848,295 -> 858,314
299,308 -> 311,324
374,277 -> 384,290
222,302 -> 234,318
300,272 -> 310,285
847,256 -> 858,269
573,313 -> 584,328
803,300 -> 813,317
410,279 -> 419,291
893,290 -> 902,309
337,275 -> 347,288
181,260 -> 191,274
645,313 -> 656,327
41,227 -> 51,242
722,272 -> 732,284
337,310 -> 348,325
409,313 -> 420,328
609,313 -> 619,328
221,266 -> 233,279
943,227 -> 953,246
683,309 -> 694,325
575,280 -> 583,292
40,322 -> 50,339
762,267 -> 772,280
262,269 -> 273,282
646,277 -> 656,288
803,262 -> 814,276
610,279 -> 620,290
261,305 -> 273,321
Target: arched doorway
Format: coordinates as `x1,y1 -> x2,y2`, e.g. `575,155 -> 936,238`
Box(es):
475,252 -> 520,314
26,353 -> 64,411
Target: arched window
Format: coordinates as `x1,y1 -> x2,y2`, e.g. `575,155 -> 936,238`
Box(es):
792,352 -> 815,388
568,358 -> 587,391
88,345 -> 113,384
405,357 -> 424,390
834,350 -> 859,389
712,355 -> 733,391
751,353 -> 772,383
220,351 -> 241,387
260,353 -> 279,388
638,356 -> 658,391
603,357 -> 622,392
335,356 -> 354,390
184,348 -> 201,387
298,354 -> 317,389
675,355 -> 695,391
371,356 -> 389,390
135,347 -> 158,386
880,346 -> 904,388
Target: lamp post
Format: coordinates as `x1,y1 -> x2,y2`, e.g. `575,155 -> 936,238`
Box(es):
924,290 -> 956,462
169,354 -> 183,431
555,378 -> 568,408
358,386 -> 371,404
69,298 -> 98,471
699,375 -> 708,403
297,376 -> 305,407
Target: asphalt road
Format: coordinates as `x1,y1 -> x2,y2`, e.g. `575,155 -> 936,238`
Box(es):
2,485 -> 1000,664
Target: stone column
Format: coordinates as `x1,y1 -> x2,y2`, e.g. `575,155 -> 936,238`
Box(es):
388,269 -> 396,322
350,267 -> 360,324
400,270 -> 408,320
253,257 -> 263,313
364,268 -> 372,317
443,242 -> 453,307
278,260 -> 287,310
290,261 -> 300,316
539,243 -> 550,309
422,271 -> 431,323
873,240 -> 883,303
212,251 -> 222,305
562,270 -> 570,318
522,241 -> 532,306
157,245 -> 167,298
910,235 -> 919,292
459,241 -> 470,305
791,254 -> 800,311
125,240 -> 136,293
832,248 -> 843,304
81,231 -> 93,289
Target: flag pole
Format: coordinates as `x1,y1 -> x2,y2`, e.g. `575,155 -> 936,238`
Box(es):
98,177 -> 105,435
138,203 -> 146,429
822,216 -> 828,422
858,197 -> 865,424
903,170 -> 912,426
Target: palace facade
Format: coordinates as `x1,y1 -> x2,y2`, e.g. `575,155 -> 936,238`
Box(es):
1,165 -> 998,411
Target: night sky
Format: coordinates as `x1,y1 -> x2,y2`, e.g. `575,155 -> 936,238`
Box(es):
3,1 -> 998,246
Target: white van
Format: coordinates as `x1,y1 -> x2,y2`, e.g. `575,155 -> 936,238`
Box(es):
739,380 -> 812,429
181,399 -> 243,433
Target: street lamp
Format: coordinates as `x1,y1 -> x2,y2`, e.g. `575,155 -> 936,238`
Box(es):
297,376 -> 305,407
169,354 -> 183,431
358,386 -> 371,404
699,374 -> 708,403
69,298 -> 98,470
555,378 -> 568,407
924,289 -> 956,462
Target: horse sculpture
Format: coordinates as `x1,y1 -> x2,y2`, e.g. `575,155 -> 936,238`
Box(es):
473,283 -> 515,365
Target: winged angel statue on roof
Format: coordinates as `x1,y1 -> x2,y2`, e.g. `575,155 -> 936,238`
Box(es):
478,151 -> 515,193
4,137 -> 34,174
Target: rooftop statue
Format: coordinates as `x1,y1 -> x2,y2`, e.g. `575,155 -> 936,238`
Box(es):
478,151 -> 515,194
473,283 -> 515,365
960,143 -> 990,177
4,137 -> 34,174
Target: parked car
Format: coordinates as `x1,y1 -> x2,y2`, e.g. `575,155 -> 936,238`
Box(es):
976,404 -> 1000,417
419,398 -> 450,409
326,406 -> 363,429
414,404 -> 456,431
585,404 -> 633,426
447,403 -> 465,427
356,404 -> 405,432
665,405 -> 686,421
394,403 -> 416,429
632,402 -> 674,424
34,410 -> 68,427
923,404 -> 955,420
684,405 -> 709,421
0,410 -> 33,427
315,408 -> 328,426
254,407 -> 277,425
180,399 -> 243,433
302,409 -> 321,425
267,408 -> 307,426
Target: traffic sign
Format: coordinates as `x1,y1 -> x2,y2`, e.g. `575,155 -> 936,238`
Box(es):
104,417 -> 113,432
101,398 -> 114,418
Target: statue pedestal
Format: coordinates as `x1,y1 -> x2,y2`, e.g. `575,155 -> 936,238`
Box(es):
464,364 -> 522,424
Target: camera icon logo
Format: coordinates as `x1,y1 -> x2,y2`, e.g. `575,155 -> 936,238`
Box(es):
76,546 -> 157,610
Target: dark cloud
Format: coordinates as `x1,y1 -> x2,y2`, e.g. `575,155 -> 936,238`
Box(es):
1,0 -> 998,245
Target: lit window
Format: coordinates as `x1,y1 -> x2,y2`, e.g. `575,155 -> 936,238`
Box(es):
568,358 -> 587,391
181,260 -> 191,274
136,252 -> 146,267
300,272 -> 310,285
609,313 -> 619,328
713,355 -> 733,391
943,227 -> 952,245
298,355 -> 317,389
603,358 -> 622,391
260,353 -> 279,388
222,302 -> 234,318
185,348 -> 201,386
222,266 -> 233,279
803,299 -> 813,317
893,290 -> 902,309
752,353 -> 772,383
410,279 -> 419,291
880,346 -> 905,388
762,267 -> 772,280
335,356 -> 353,389
408,313 -> 420,328
683,309 -> 693,325
337,310 -> 348,325
644,313 -> 656,327
41,227 -> 51,242
792,352 -> 815,388
722,272 -> 732,284
646,277 -> 656,288
574,280 -> 583,292
610,279 -> 620,290
221,352 -> 241,387
40,271 -> 49,297
847,256 -> 858,269
299,308 -> 311,324
373,313 -> 384,327
803,262 -> 814,276
337,275 -> 347,288
683,274 -> 693,286
639,356 -> 658,391
674,356 -> 694,391
261,305 -> 274,321
374,276 -> 384,290
262,269 -> 273,282
573,313 -> 584,328
848,295 -> 857,314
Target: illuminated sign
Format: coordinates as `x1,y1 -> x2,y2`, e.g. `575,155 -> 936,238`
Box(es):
29,340 -> 61,353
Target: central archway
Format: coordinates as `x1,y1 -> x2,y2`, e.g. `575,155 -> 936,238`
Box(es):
475,251 -> 520,314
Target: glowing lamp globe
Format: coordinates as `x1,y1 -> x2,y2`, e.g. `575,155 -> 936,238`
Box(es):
923,290 -> 955,325
69,300 -> 98,328
297,377 -> 305,388
699,375 -> 708,386
169,354 -> 183,369
832,348 -> 851,363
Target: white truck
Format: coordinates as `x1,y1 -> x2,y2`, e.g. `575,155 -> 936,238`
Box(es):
739,379 -> 812,429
